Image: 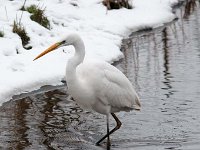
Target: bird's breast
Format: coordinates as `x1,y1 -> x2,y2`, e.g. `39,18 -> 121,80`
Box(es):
67,82 -> 96,110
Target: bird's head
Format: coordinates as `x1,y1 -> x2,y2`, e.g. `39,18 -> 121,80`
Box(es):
33,33 -> 81,61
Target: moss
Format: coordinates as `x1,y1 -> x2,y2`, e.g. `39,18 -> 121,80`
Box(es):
26,5 -> 50,29
12,21 -> 30,47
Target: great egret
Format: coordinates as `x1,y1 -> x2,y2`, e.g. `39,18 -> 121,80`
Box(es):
34,33 -> 141,149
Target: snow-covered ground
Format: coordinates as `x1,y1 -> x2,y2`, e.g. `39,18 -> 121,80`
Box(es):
0,0 -> 178,105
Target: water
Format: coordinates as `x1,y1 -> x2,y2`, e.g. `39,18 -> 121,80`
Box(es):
1,1 -> 200,149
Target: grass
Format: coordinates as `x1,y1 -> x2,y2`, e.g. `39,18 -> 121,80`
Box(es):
0,31 -> 4,37
26,5 -> 38,13
26,5 -> 50,29
12,21 -> 30,48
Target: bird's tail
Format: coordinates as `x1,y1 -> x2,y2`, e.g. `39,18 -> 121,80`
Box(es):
133,95 -> 141,111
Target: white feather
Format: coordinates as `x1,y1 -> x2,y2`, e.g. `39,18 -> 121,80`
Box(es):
63,34 -> 141,115
34,33 -> 141,147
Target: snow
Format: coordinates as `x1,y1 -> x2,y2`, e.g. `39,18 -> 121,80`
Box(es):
0,0 -> 178,105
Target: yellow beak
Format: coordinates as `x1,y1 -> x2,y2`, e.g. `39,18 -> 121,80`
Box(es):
33,42 -> 61,61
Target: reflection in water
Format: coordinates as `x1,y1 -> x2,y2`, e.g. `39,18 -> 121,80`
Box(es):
183,0 -> 196,19
118,38 -> 140,89
39,91 -> 66,149
37,90 -> 86,149
1,0 -> 200,150
13,98 -> 31,149
162,27 -> 174,98
0,89 -> 98,150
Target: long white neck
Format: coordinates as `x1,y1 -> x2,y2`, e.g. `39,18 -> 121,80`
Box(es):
66,38 -> 85,82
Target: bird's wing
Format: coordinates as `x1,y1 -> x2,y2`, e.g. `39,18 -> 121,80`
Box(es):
77,60 -> 141,111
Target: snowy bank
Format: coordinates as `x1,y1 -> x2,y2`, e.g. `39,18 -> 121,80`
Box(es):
0,0 -> 178,105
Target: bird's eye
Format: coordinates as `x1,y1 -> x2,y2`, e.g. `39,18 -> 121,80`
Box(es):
60,40 -> 66,45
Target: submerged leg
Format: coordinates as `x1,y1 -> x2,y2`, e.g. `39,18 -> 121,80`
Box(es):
96,113 -> 122,146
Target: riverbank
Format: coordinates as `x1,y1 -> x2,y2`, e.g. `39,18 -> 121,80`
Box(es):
0,0 -> 179,105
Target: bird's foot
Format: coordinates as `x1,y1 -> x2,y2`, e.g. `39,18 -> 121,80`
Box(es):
96,141 -> 111,150
95,142 -> 100,146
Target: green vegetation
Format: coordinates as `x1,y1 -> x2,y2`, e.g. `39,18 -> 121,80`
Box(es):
26,5 -> 38,13
0,31 -> 4,37
26,5 -> 50,29
12,21 -> 30,47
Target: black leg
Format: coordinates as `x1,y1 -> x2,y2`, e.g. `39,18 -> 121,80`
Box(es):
96,113 -> 122,146
106,115 -> 110,150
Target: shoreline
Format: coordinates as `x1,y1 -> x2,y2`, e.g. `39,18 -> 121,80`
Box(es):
6,0 -> 187,105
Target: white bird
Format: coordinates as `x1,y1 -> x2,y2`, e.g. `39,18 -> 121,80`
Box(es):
34,33 -> 141,149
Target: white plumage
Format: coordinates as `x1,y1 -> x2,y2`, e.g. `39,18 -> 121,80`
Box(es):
34,33 -> 141,149
68,60 -> 140,114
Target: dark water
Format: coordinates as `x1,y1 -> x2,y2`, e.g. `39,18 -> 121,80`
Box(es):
1,1 -> 200,149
